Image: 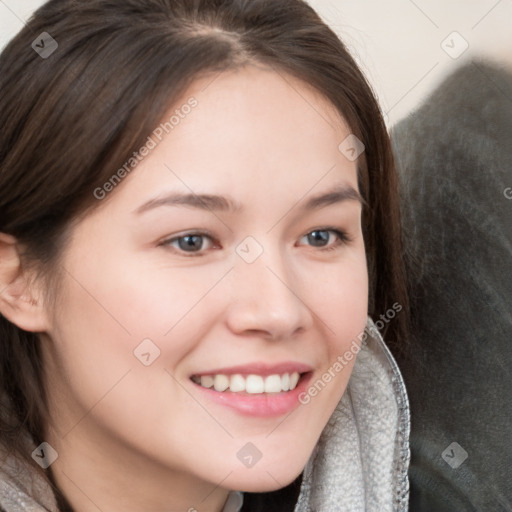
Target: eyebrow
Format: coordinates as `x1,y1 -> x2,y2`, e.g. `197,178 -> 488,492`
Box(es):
133,184 -> 365,215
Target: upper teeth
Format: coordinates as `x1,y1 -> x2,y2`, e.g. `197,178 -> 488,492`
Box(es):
194,372 -> 301,393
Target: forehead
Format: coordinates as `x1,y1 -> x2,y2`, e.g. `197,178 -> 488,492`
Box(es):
98,65 -> 359,216
173,63 -> 351,161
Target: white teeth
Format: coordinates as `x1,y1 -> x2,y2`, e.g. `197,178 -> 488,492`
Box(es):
229,374 -> 245,392
281,373 -> 290,391
246,375 -> 265,394
194,371 -> 303,393
289,372 -> 300,390
213,374 -> 229,392
264,374 -> 282,393
200,375 -> 214,388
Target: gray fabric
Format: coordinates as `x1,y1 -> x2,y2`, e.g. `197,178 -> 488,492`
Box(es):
1,318 -> 410,511
295,318 -> 410,512
0,441 -> 57,512
392,60 -> 512,511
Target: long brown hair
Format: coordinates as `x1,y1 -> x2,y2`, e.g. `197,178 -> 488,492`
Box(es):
0,0 -> 408,509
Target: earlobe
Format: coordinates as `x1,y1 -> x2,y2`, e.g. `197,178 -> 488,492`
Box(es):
0,232 -> 51,333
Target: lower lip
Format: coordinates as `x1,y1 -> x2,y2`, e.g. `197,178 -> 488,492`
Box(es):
191,373 -> 312,417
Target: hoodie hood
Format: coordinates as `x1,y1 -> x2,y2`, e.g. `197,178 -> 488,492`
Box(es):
294,317 -> 410,511
0,318 -> 410,512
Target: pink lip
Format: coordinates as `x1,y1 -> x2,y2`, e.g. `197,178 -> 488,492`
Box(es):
190,361 -> 313,377
190,370 -> 313,418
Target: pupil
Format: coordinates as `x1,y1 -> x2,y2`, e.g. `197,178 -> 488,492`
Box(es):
308,230 -> 328,246
180,235 -> 202,251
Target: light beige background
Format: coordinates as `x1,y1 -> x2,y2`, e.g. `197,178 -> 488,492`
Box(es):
1,0 -> 511,126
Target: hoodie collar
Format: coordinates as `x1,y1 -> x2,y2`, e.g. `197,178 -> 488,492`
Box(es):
293,317 -> 410,511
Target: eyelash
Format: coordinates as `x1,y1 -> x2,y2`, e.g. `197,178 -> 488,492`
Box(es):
160,227 -> 352,257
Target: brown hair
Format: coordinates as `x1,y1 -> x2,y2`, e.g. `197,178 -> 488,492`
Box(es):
0,0 -> 408,509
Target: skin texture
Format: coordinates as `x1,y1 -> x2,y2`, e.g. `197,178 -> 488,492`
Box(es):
4,66 -> 369,512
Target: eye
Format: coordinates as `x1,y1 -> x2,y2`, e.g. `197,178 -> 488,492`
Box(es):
299,228 -> 350,251
160,228 -> 350,256
160,232 -> 217,255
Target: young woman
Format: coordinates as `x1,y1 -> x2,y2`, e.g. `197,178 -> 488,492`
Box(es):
0,1 -> 410,511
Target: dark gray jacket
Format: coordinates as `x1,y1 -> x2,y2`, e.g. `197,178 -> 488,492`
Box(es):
393,60 -> 512,511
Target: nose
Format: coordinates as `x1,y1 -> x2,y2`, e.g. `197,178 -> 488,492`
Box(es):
224,244 -> 314,341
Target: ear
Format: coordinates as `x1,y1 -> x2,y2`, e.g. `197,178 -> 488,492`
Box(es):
0,232 -> 51,332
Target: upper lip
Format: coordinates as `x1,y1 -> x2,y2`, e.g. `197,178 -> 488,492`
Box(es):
190,362 -> 313,377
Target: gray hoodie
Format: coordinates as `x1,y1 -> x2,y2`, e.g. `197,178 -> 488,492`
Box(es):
0,318 -> 410,512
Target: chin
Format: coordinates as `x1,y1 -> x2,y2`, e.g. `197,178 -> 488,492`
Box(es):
226,459 -> 306,493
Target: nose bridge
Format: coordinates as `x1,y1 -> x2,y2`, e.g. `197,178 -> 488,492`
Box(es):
225,237 -> 312,338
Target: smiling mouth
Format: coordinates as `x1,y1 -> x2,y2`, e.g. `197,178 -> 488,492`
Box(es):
190,372 -> 306,394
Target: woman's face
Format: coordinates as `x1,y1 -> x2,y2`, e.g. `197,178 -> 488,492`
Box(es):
42,65 -> 368,508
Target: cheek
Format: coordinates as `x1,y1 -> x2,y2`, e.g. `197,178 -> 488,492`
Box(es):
58,251 -> 221,343
109,255 -> 229,333
311,247 -> 368,351
46,262 -> 205,447
47,255 -> 230,417
303,248 -> 368,403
